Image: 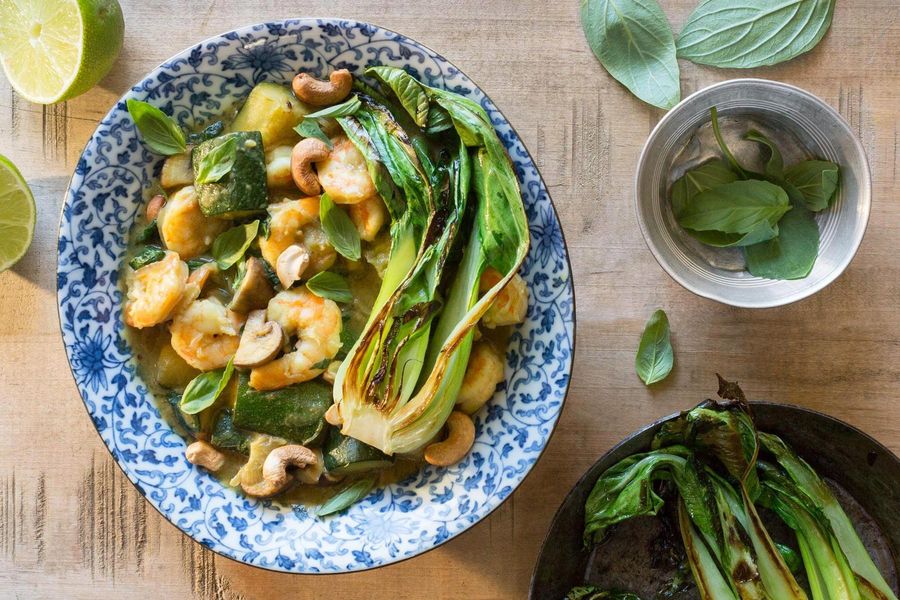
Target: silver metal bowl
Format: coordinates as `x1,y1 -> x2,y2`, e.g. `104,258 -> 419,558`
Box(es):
634,79 -> 871,308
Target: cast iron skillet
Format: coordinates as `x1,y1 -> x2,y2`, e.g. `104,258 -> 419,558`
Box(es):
529,402 -> 900,599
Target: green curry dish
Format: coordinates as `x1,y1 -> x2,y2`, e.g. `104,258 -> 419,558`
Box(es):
192,131 -> 267,218
232,372 -> 331,447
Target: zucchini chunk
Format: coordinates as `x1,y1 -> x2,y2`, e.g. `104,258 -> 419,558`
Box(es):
323,427 -> 393,476
229,82 -> 312,147
232,372 -> 330,446
192,131 -> 267,218
210,409 -> 252,455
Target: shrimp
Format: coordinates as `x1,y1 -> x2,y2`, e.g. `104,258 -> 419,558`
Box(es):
174,262 -> 218,313
158,185 -> 229,260
265,145 -> 294,189
249,289 -> 342,390
480,269 -> 528,329
348,195 -> 387,241
124,251 -> 188,328
456,342 -> 506,414
315,135 -> 376,204
169,297 -> 244,371
259,198 -> 336,277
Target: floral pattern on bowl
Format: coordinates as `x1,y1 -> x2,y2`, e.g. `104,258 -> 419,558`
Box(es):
57,19 -> 575,573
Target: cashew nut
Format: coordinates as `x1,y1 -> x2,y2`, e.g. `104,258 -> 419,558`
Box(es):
292,69 -> 353,106
275,244 -> 310,289
291,138 -> 330,195
146,194 -> 166,221
424,411 -> 476,467
324,403 -> 342,426
185,440 -> 226,472
241,444 -> 319,497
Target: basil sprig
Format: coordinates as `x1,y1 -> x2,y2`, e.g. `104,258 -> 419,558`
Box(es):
212,220 -> 260,270
784,160 -> 840,212
303,95 -> 362,120
306,271 -> 353,303
314,475 -> 376,517
635,309 -> 673,386
294,119 -> 334,149
126,99 -> 187,156
180,358 -> 234,415
319,194 -> 361,261
128,245 -> 166,270
195,135 -> 237,184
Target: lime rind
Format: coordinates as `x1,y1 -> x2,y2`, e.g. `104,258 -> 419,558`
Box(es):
0,155 -> 36,271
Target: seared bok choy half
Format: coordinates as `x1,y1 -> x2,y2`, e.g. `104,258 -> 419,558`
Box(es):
332,67 -> 529,455
578,378 -> 897,600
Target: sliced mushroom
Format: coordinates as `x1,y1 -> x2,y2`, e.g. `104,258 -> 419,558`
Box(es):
275,244 -> 310,289
233,309 -> 284,368
241,444 -> 319,497
229,256 -> 276,313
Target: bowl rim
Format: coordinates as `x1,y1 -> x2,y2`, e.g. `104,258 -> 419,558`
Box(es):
55,17 -> 578,575
528,400 -> 900,598
633,77 -> 873,309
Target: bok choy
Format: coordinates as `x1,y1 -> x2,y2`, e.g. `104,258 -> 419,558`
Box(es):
332,67 -> 529,455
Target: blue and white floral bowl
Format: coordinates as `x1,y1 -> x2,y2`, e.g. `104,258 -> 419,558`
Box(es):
57,19 -> 574,573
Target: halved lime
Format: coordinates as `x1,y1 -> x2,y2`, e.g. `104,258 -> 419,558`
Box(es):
0,0 -> 124,104
0,155 -> 36,271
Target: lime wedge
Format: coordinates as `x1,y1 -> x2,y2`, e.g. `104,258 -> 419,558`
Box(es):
0,155 -> 36,271
0,0 -> 124,104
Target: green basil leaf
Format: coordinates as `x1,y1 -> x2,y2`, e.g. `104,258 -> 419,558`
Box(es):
745,203 -> 819,280
677,0 -> 836,68
677,180 -> 790,235
580,0 -> 680,109
425,105 -> 453,135
319,193 -> 361,261
367,66 -> 430,127
180,359 -> 235,415
784,160 -> 840,212
670,159 -> 738,218
635,309 -> 673,386
304,95 -> 362,120
710,107 -> 747,178
126,99 -> 187,156
744,130 -> 784,179
314,475 -> 376,517
187,120 -> 225,144
212,220 -> 260,270
195,135 -> 237,184
128,245 -> 166,270
305,271 -> 353,303
135,219 -> 159,244
688,220 -> 779,248
294,119 -> 334,149
186,257 -> 214,271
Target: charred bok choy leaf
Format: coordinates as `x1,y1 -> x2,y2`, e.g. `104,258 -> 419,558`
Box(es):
331,67 -> 529,455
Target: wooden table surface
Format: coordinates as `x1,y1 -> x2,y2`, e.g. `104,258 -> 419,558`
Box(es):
1,0 -> 898,598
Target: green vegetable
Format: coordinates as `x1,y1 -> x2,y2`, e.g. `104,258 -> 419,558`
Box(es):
128,245 -> 166,270
760,433 -> 898,600
319,193 -> 361,261
565,588 -> 641,600
211,220 -> 259,270
710,107 -> 747,178
134,219 -> 159,244
180,358 -> 234,415
670,159 -> 737,218
192,131 -> 267,218
368,66 -> 430,127
229,82 -> 311,147
784,160 -> 840,211
187,120 -> 225,144
634,309 -> 673,385
425,105 -> 453,135
579,0 -> 680,109
125,98 -> 187,155
194,135 -> 237,184
210,409 -> 252,455
677,0 -> 836,69
745,129 -> 784,179
293,119 -> 334,148
186,257 -> 214,271
323,428 -> 393,476
305,271 -> 353,303
744,198 -> 819,280
314,475 -> 376,517
676,180 -> 790,246
232,372 -> 331,446
304,95 -> 362,120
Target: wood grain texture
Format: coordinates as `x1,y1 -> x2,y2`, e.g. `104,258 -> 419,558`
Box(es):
0,1 -> 897,598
